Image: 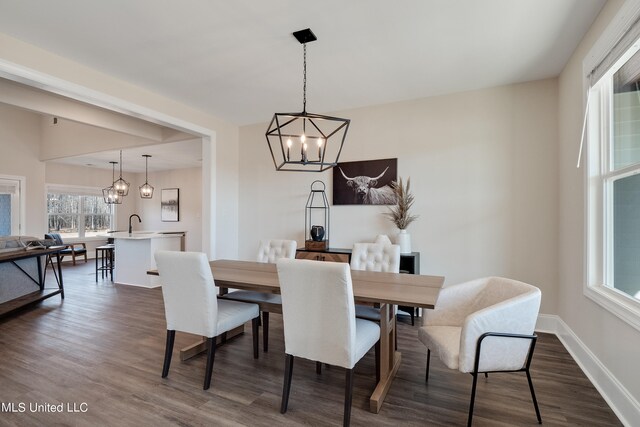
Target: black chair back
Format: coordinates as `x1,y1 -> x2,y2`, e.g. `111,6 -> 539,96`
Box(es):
45,233 -> 64,245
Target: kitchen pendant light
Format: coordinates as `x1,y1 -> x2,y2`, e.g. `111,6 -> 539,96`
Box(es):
102,161 -> 122,205
265,28 -> 350,172
139,154 -> 154,199
113,150 -> 130,196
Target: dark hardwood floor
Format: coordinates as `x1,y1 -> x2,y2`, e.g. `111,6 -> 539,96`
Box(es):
0,262 -> 621,426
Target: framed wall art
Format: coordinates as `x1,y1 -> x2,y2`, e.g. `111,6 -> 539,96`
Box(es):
161,188 -> 179,222
332,158 -> 398,205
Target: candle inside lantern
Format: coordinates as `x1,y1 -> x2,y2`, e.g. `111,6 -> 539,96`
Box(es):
303,142 -> 308,162
317,138 -> 323,160
300,134 -> 306,159
286,138 -> 292,161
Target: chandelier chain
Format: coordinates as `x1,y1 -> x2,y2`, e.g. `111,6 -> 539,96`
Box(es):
303,43 -> 307,113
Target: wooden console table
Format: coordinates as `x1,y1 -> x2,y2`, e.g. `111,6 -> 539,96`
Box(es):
0,247 -> 64,317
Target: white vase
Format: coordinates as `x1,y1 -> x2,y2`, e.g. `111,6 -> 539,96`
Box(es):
396,229 -> 411,254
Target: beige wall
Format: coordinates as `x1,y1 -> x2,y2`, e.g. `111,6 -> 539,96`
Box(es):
239,78 -> 559,314
0,104 -> 45,237
558,0 -> 640,410
136,167 -> 202,252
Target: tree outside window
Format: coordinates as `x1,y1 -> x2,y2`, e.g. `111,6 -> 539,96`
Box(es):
47,192 -> 113,238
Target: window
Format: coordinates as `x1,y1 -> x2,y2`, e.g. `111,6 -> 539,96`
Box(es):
47,187 -> 114,239
587,36 -> 640,329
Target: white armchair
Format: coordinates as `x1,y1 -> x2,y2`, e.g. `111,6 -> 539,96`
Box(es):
277,258 -> 380,427
419,276 -> 542,426
154,251 -> 260,390
221,239 -> 296,352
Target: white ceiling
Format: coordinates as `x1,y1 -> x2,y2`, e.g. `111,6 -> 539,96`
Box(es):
50,140 -> 203,174
0,0 -> 606,126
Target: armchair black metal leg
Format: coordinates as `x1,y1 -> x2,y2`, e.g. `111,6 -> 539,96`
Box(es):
162,330 -> 175,378
344,368 -> 354,427
203,337 -> 216,390
467,372 -> 479,427
425,349 -> 431,383
410,309 -> 415,326
526,369 -> 542,424
263,311 -> 269,352
252,317 -> 259,359
281,354 -> 294,413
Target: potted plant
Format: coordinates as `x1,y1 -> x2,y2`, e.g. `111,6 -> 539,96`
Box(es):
383,177 -> 418,253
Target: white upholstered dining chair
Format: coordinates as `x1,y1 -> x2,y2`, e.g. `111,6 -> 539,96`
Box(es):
277,258 -> 380,427
154,251 -> 260,390
419,276 -> 542,426
350,242 -> 401,322
221,239 -> 296,352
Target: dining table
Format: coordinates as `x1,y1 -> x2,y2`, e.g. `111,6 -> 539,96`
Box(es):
148,259 -> 444,413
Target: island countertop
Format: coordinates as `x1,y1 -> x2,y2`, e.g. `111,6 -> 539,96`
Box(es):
108,232 -> 185,287
107,231 -> 185,240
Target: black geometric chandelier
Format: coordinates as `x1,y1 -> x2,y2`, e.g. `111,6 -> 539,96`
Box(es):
139,154 -> 154,199
113,150 -> 130,196
265,28 -> 350,172
102,161 -> 122,205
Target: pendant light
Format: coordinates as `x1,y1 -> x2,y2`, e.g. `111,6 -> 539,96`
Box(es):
139,154 -> 154,199
102,161 -> 122,204
113,150 -> 130,196
265,28 -> 350,172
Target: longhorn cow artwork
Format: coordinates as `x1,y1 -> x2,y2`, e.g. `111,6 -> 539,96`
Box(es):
332,158 -> 398,205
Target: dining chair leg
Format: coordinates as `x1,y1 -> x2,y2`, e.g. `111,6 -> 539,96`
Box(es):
281,354 -> 294,414
252,317 -> 259,359
263,311 -> 269,352
425,349 -> 431,383
467,372 -> 479,427
162,330 -> 175,378
344,368 -> 354,427
316,361 -> 322,374
526,368 -> 542,424
203,337 -> 216,390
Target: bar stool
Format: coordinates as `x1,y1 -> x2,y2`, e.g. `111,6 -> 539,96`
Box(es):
96,244 -> 115,281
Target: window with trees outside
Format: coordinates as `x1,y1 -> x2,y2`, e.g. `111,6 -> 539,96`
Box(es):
47,188 -> 114,239
587,35 -> 640,328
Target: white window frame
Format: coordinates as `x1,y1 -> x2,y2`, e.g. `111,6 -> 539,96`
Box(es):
45,184 -> 116,241
585,33 -> 640,332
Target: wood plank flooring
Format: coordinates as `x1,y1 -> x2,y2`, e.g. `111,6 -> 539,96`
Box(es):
0,262 -> 621,426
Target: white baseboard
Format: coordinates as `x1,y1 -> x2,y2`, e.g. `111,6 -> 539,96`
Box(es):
536,313 -> 639,427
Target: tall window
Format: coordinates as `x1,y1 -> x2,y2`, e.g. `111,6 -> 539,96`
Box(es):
587,36 -> 640,325
47,188 -> 114,238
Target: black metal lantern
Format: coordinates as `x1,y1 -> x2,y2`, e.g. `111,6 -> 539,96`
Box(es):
265,28 -> 350,172
139,154 -> 154,199
102,161 -> 122,205
113,150 -> 130,196
305,180 -> 330,251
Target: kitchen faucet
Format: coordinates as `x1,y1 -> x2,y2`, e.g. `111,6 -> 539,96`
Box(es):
128,214 -> 141,234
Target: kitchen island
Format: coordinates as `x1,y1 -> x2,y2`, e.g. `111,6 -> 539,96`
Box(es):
109,231 -> 185,288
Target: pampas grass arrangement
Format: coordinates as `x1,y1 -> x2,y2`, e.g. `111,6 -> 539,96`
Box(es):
384,177 -> 418,230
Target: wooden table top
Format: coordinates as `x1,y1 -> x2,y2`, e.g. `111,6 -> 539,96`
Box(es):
0,246 -> 65,263
149,259 -> 444,309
